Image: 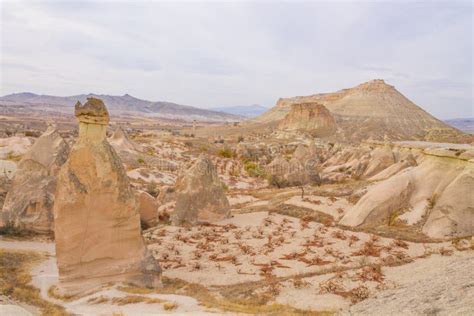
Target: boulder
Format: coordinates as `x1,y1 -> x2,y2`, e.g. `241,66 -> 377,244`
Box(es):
136,190 -> 158,228
171,155 -> 230,225
53,98 -> 160,295
293,144 -> 309,162
0,126 -> 69,233
266,156 -> 290,187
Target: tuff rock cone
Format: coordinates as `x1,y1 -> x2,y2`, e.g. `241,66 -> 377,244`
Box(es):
53,97 -> 161,295
172,155 -> 230,225
0,125 -> 69,233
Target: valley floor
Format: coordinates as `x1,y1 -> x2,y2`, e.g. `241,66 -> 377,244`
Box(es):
1,186 -> 473,315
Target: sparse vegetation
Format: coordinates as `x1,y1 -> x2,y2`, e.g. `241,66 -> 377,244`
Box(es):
120,277 -> 330,315
0,221 -> 36,238
218,147 -> 233,158
244,161 -> 265,178
0,249 -> 69,316
427,193 -> 438,209
145,181 -> 160,198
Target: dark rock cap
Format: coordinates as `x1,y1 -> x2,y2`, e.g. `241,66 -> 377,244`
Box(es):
75,97 -> 110,125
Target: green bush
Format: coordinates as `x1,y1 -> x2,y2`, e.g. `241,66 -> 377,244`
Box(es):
218,148 -> 233,158
244,161 -> 265,178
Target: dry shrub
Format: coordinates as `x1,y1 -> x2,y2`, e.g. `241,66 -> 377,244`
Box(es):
293,277 -> 310,289
331,230 -> 347,240
111,295 -> 164,305
348,285 -> 370,303
352,239 -> 382,257
355,265 -> 385,283
348,235 -> 360,246
87,295 -> 110,304
319,278 -> 346,295
438,247 -> 453,256
163,301 -> 178,310
390,239 -> 409,249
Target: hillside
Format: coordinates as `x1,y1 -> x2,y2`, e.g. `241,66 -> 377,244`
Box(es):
255,79 -> 470,143
0,93 -> 242,122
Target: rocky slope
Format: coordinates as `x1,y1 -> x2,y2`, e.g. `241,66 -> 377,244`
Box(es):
255,79 -> 470,143
0,92 -> 242,122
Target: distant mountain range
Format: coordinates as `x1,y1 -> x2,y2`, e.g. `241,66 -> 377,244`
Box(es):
212,104 -> 268,117
444,118 -> 474,134
0,92 -> 243,122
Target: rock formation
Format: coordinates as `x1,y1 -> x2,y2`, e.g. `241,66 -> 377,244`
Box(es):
109,125 -> 143,153
256,79 -> 471,143
293,144 -> 310,162
171,155 -> 230,225
136,190 -> 159,228
278,102 -> 337,137
53,98 -> 160,294
266,156 -> 290,187
339,142 -> 474,239
0,126 -> 69,233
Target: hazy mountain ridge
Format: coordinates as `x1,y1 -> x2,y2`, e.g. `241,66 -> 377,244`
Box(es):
212,104 -> 268,117
0,92 -> 243,122
444,118 -> 474,134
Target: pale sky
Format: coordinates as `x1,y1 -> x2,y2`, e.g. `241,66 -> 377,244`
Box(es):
1,0 -> 472,119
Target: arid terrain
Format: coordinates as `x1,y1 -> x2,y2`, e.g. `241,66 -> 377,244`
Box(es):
0,80 -> 473,316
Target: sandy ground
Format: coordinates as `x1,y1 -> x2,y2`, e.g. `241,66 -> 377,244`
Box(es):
340,251 -> 474,315
1,212 -> 472,315
227,194 -> 259,206
144,210 -> 459,313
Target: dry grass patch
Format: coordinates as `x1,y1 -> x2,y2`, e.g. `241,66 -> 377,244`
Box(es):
111,295 -> 165,305
269,203 -> 334,224
0,249 -> 69,316
47,285 -> 77,302
120,277 -> 330,315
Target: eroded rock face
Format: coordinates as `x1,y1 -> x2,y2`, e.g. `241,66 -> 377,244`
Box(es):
0,126 -> 69,233
279,102 -> 337,137
54,98 -> 160,294
340,144 -> 474,239
171,155 -> 230,225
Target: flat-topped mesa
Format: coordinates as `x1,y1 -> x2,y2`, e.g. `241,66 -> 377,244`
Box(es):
75,97 -> 109,142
